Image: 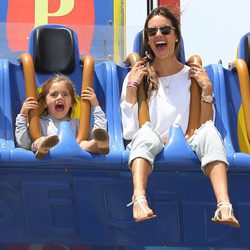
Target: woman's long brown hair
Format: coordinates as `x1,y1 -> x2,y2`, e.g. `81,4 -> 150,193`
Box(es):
143,6 -> 182,98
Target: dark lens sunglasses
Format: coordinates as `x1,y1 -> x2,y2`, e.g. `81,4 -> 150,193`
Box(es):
145,25 -> 176,37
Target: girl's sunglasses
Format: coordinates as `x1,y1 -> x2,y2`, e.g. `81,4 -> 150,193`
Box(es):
145,25 -> 176,37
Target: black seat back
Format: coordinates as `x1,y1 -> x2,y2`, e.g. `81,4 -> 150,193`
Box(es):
33,27 -> 75,73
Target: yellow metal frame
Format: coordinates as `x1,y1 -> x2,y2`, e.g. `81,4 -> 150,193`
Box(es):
114,0 -> 126,64
231,58 -> 250,153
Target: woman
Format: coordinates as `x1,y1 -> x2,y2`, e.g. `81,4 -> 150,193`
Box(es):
120,6 -> 239,227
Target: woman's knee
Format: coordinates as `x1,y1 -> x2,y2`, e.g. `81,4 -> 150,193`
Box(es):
132,123 -> 163,153
198,121 -> 222,143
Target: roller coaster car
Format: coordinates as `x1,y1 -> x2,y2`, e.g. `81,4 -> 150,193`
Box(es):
0,25 -> 125,244
107,30 -> 246,246
0,26 -> 248,247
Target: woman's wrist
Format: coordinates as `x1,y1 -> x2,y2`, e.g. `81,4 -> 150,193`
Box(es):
127,80 -> 139,89
201,84 -> 213,96
201,83 -> 214,104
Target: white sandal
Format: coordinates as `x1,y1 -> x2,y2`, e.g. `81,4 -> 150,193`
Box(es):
211,202 -> 240,228
127,196 -> 156,222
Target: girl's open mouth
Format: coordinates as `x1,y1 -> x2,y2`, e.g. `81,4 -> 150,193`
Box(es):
55,104 -> 65,112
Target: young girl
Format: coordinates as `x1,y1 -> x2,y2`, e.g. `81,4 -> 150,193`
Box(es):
15,74 -> 109,159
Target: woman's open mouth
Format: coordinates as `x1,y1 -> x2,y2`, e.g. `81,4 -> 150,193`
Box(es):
156,40 -> 167,50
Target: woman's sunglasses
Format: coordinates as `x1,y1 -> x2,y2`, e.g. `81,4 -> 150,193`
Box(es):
145,25 -> 176,37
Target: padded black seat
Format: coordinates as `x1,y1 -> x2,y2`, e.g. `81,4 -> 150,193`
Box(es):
33,27 -> 75,73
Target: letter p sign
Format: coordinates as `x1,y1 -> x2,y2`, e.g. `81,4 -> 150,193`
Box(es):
35,0 -> 75,26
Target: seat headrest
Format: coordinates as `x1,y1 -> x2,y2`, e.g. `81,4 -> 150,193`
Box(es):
244,34 -> 250,73
34,27 -> 75,73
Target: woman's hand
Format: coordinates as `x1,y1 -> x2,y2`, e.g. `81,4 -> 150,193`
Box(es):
125,61 -> 149,105
81,87 -> 99,107
20,97 -> 38,117
188,63 -> 213,95
128,61 -> 148,84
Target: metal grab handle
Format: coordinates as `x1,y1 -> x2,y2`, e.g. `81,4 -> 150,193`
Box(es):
76,55 -> 95,143
20,53 -> 41,142
185,55 -> 202,139
125,52 -> 150,127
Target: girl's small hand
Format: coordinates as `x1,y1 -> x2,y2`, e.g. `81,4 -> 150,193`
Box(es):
81,87 -> 99,107
188,63 -> 213,93
128,61 -> 148,84
20,97 -> 38,117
